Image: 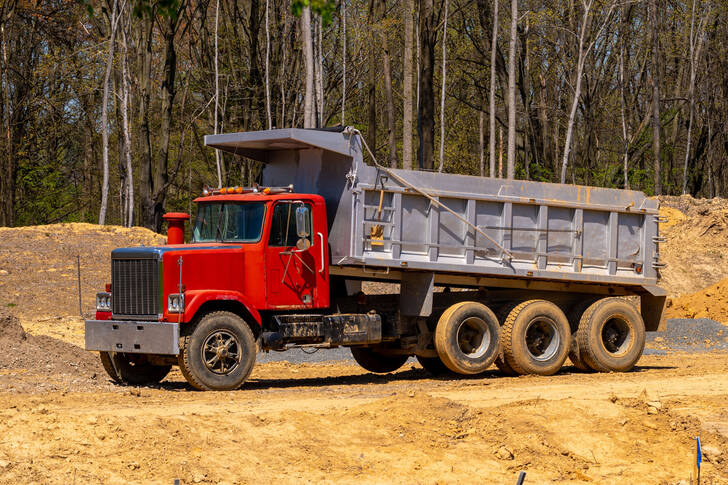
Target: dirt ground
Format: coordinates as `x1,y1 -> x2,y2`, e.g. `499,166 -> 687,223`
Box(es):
666,278 -> 728,324
0,308 -> 727,484
0,351 -> 726,484
0,223 -> 165,323
1,204 -> 727,484
658,195 -> 728,297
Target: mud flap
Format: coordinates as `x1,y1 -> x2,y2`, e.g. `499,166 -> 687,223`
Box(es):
640,286 -> 667,332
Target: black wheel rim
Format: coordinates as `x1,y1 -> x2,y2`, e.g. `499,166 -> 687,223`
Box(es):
525,318 -> 560,362
201,330 -> 241,375
601,316 -> 632,355
456,317 -> 491,359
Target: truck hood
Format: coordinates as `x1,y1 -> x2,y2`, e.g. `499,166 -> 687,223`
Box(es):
111,244 -> 242,259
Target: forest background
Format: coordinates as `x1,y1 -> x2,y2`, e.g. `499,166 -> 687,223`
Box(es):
0,0 -> 725,231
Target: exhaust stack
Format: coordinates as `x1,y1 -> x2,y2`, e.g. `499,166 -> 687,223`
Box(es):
163,213 -> 190,245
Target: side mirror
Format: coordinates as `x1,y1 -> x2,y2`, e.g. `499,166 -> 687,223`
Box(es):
295,206 -> 311,238
295,205 -> 312,250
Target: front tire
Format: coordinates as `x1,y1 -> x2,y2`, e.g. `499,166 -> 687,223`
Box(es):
99,352 -> 171,385
179,311 -> 257,391
434,301 -> 500,375
350,346 -> 409,373
502,300 -> 570,376
416,355 -> 453,376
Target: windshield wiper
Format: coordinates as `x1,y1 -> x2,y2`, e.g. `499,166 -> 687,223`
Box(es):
214,205 -> 225,242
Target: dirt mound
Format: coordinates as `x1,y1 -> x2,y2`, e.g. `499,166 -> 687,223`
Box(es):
658,195 -> 728,296
0,311 -> 107,392
0,311 -> 26,342
666,279 -> 728,325
0,223 -> 165,320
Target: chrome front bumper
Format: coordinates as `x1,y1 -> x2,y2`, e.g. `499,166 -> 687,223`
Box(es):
85,320 -> 179,355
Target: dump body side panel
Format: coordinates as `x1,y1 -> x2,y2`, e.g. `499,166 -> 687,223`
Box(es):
348,163 -> 660,287
212,129 -> 662,290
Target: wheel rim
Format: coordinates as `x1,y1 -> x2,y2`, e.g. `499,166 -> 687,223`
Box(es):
525,318 -> 560,362
456,317 -> 491,359
201,330 -> 241,375
601,316 -> 632,355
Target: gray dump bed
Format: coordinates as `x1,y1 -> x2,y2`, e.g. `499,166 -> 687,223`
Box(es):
206,128 -> 664,293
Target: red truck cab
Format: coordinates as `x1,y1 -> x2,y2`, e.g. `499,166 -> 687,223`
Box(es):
86,186 -> 370,391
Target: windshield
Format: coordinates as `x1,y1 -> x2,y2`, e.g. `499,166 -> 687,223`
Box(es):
192,203 -> 265,243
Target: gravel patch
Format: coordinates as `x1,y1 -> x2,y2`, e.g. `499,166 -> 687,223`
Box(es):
645,318 -> 728,355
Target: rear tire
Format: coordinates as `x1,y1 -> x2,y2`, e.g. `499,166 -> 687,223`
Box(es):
502,300 -> 570,376
494,302 -> 522,376
99,352 -> 171,385
576,298 -> 645,372
179,311 -> 257,391
350,347 -> 409,373
416,355 -> 453,376
566,299 -> 598,371
434,301 -> 500,375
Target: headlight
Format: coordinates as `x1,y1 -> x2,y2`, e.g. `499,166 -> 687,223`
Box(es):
167,293 -> 185,313
96,292 -> 112,312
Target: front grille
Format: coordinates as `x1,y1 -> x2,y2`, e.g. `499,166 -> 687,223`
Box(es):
112,258 -> 160,318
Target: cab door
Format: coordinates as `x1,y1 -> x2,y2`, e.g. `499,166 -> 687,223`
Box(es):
265,200 -> 323,309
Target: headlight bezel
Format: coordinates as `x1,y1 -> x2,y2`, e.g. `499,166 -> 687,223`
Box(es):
167,293 -> 185,314
96,292 -> 112,312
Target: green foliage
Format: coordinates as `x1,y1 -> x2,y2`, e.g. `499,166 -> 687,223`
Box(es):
291,0 -> 336,26
133,0 -> 183,20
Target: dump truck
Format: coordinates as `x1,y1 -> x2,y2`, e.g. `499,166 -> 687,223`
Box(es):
85,126 -> 667,390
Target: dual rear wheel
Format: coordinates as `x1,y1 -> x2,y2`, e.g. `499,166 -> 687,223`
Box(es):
573,298 -> 645,372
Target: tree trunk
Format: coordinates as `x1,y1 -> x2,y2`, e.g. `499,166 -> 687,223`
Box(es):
438,0 -> 449,173
498,126 -> 503,178
417,0 -> 435,170
315,17 -> 324,127
489,0 -> 499,178
648,0 -> 662,195
139,13 -> 154,230
120,14 -> 134,226
264,0 -> 272,129
402,0 -> 414,169
341,0 -> 347,124
479,110 -> 484,176
382,21 -> 397,168
99,0 -> 120,225
619,6 -> 629,189
682,0 -> 707,195
152,15 -> 179,232
302,5 -> 314,128
214,0 -> 222,186
368,0 -> 377,158
560,1 -> 615,184
0,7 -> 14,226
506,0 -> 517,179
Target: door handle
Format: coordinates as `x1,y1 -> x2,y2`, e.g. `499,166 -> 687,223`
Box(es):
317,232 -> 325,273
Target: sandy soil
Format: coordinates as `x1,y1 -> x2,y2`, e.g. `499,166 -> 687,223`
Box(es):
0,207 -> 727,484
0,353 -> 726,484
666,278 -> 728,324
658,195 -> 728,297
0,223 -> 165,323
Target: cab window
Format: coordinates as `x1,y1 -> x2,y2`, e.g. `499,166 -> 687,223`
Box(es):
268,202 -> 312,247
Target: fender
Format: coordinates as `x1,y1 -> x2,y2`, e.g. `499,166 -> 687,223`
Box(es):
183,289 -> 262,326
